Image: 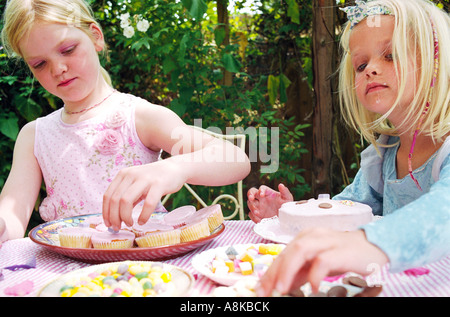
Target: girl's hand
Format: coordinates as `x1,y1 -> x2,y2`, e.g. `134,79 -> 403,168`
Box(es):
256,228 -> 389,296
102,159 -> 186,231
247,183 -> 293,223
104,101 -> 250,231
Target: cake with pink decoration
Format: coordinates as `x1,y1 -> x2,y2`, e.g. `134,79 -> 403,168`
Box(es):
91,230 -> 135,249
132,221 -> 174,238
187,204 -> 224,232
133,221 -> 180,247
56,204 -> 224,249
278,194 -> 373,234
58,227 -> 96,248
180,218 -> 210,242
81,215 -> 104,229
161,205 -> 196,228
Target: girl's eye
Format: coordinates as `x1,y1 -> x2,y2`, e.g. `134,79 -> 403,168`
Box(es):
385,53 -> 393,61
62,45 -> 76,55
356,63 -> 367,72
33,61 -> 46,69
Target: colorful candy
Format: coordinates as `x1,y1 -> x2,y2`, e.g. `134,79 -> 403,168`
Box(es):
59,262 -> 173,297
210,244 -> 285,278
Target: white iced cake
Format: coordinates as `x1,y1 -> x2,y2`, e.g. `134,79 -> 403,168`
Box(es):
279,194 -> 373,234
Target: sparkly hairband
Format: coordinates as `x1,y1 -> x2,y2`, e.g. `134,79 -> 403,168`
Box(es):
337,0 -> 392,29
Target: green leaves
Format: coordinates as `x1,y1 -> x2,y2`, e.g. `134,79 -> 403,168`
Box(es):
267,74 -> 291,105
162,57 -> 177,75
14,93 -> 43,122
214,26 -> 226,46
286,0 -> 300,24
0,1 -> 314,214
0,113 -> 19,141
181,0 -> 208,21
131,37 -> 151,51
222,53 -> 242,73
0,71 -> 42,141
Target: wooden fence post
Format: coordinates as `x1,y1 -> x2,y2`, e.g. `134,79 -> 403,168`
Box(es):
311,0 -> 336,197
217,0 -> 232,86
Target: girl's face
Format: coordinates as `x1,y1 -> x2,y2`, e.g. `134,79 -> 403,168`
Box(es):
349,16 -> 416,127
19,22 -> 104,105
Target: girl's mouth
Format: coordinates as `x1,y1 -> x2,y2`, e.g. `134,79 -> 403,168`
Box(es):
366,82 -> 388,94
58,78 -> 76,87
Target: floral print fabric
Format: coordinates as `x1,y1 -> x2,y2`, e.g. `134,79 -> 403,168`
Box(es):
34,93 -> 161,221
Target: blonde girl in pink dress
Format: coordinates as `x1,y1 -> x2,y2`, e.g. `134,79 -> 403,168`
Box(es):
0,0 -> 250,243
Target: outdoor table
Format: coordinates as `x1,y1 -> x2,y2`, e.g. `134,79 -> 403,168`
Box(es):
0,220 -> 449,297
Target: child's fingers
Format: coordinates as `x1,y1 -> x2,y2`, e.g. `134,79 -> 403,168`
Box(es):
102,173 -> 129,229
307,251 -> 335,294
138,187 -> 163,225
102,168 -> 143,230
247,187 -> 259,201
259,185 -> 277,198
247,198 -> 259,212
247,200 -> 262,223
117,182 -> 147,227
248,210 -> 262,223
278,183 -> 294,201
258,228 -> 335,295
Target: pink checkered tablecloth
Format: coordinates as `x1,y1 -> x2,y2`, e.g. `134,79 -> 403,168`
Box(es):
0,220 -> 449,297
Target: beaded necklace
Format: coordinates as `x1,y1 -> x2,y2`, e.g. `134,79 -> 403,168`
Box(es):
63,89 -> 116,115
408,21 -> 439,191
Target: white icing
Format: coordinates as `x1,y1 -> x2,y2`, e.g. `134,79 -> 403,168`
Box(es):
279,196 -> 373,233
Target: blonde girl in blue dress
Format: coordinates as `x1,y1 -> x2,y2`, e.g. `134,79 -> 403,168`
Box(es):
251,0 -> 450,295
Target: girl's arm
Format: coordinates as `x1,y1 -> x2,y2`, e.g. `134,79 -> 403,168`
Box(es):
103,101 -> 251,230
360,156 -> 450,272
257,162 -> 448,296
258,156 -> 450,296
0,122 -> 43,241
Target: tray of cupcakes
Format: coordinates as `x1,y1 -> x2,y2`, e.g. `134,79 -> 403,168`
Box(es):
29,205 -> 224,263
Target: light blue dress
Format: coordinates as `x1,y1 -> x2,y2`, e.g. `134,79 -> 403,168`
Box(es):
333,135 -> 450,272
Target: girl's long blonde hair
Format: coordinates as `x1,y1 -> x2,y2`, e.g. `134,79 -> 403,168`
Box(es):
338,0 -> 449,148
1,0 -> 112,86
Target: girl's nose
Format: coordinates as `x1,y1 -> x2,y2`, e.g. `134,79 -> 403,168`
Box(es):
365,62 -> 380,78
51,60 -> 68,77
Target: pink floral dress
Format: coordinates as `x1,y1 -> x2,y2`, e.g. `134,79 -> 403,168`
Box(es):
34,92 -> 163,221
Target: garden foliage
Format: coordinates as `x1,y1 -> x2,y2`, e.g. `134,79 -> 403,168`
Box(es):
0,0 -> 312,222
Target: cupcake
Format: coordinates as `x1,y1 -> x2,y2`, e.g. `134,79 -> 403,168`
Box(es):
135,228 -> 181,247
180,218 -> 210,243
191,204 -> 224,232
162,205 -> 196,228
96,222 -> 134,234
132,221 -> 174,238
94,223 -> 109,232
91,230 -> 135,249
58,227 -> 95,248
81,215 -> 104,229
